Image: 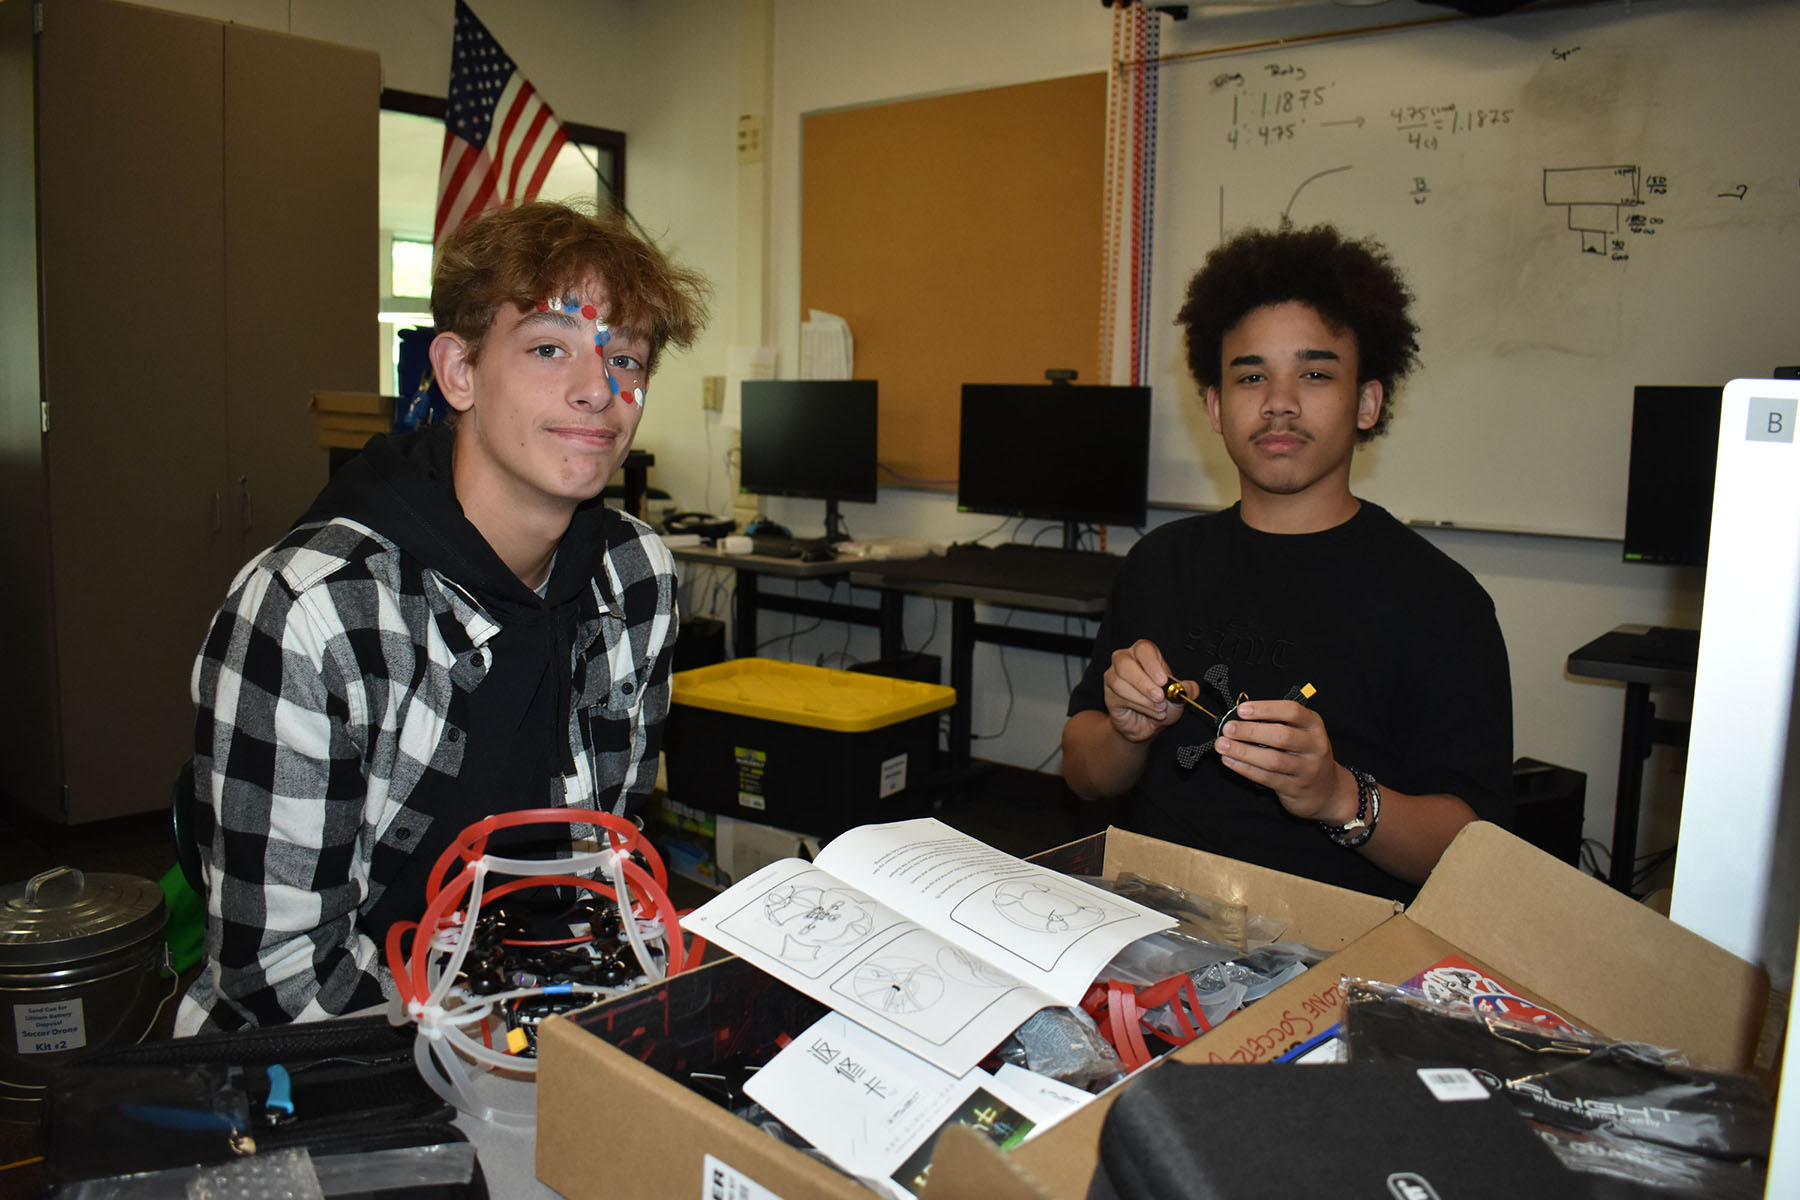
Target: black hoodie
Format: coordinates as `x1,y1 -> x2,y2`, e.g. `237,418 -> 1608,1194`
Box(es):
303,424 -> 620,935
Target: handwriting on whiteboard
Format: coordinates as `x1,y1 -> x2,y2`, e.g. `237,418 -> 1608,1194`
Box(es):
1223,83 -> 1335,150
1542,164 -> 1683,263
1213,74 -> 1519,155
1390,104 -> 1516,152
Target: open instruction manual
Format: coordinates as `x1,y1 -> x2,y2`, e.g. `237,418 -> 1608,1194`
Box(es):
682,818 -> 1175,1074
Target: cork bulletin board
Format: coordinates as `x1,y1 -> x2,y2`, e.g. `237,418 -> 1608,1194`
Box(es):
801,72 -> 1108,489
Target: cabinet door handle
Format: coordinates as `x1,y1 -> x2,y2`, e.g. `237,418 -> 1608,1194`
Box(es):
211,491 -> 223,534
238,476 -> 253,534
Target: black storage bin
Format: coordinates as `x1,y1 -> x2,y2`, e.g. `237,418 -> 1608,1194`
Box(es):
663,658 -> 954,837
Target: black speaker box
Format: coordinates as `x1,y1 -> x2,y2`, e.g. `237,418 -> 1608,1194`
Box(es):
673,617 -> 727,674
849,652 -> 942,686
1510,755 -> 1586,866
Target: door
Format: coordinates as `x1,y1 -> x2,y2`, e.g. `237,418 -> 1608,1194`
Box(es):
38,0 -> 229,822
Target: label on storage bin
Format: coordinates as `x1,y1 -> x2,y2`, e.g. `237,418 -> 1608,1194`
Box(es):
702,1153 -> 786,1200
735,746 -> 768,810
14,998 -> 87,1055
878,752 -> 908,799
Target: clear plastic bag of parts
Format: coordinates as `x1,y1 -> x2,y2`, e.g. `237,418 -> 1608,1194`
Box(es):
1078,873 -> 1323,1043
56,1143 -> 479,1200
1100,937 -> 1323,1040
1342,977 -> 1773,1200
989,1004 -> 1127,1094
1076,871 -> 1290,951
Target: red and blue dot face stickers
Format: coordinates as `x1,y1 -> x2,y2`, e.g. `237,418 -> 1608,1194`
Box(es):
534,295 -> 647,407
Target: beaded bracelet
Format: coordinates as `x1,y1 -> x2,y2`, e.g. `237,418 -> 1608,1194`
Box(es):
1320,767 -> 1381,849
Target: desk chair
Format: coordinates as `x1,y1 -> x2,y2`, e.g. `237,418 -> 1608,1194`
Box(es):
170,758 -> 203,896
164,758 -> 209,976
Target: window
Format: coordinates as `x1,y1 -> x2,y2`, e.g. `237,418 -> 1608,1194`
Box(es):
377,89 -> 625,396
389,237 -> 433,301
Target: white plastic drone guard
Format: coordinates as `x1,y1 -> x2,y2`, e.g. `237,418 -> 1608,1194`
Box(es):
383,808 -> 695,1126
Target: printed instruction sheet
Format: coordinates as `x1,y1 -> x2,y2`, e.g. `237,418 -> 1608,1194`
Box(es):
683,818 -> 1174,1073
745,1011 -> 1075,1198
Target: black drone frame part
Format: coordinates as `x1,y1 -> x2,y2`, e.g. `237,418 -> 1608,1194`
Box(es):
1169,676 -> 1316,770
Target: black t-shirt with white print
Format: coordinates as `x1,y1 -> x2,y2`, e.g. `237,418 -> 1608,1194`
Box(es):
1068,502 -> 1513,903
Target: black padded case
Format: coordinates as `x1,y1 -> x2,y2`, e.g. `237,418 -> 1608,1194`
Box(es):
41,1013 -> 486,1198
1087,1061 -> 1584,1199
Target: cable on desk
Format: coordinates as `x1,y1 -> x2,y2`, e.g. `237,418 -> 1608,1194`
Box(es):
970,609 -> 1021,745
914,595 -> 942,656
1576,836 -> 1680,898
705,570 -> 733,625
1063,610 -> 1096,697
1633,844 -> 1677,891
835,578 -> 855,666
1579,837 -> 1608,880
956,514 -> 1014,549
754,574 -> 870,663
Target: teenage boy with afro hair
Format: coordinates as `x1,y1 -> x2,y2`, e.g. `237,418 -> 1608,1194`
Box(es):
179,202 -> 710,1032
1062,224 -> 1512,901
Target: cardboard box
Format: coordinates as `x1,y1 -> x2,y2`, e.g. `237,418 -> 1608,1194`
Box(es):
645,795 -> 724,890
534,823 -> 1767,1200
310,389 -> 388,415
713,813 -> 822,888
536,826 -> 1395,1198
310,391 -> 393,450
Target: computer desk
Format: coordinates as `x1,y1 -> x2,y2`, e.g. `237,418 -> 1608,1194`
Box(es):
670,544 -> 887,658
1566,623 -> 1697,894
670,545 -> 1112,767
849,553 -> 1117,768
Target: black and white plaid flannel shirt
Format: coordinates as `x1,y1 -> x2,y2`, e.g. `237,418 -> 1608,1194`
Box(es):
176,510 -> 677,1034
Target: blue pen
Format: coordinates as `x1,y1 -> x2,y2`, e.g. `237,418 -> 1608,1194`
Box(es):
1274,1024 -> 1341,1063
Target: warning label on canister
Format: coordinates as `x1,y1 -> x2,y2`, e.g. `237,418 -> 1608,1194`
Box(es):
14,999 -> 87,1055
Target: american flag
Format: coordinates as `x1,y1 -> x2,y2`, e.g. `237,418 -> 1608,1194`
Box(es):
434,0 -> 569,243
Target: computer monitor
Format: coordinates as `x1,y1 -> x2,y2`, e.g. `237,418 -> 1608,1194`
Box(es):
1621,384 -> 1724,566
739,379 -> 878,542
957,383 -> 1152,549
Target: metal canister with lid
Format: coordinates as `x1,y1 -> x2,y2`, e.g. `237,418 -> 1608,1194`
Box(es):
0,866 -> 171,1118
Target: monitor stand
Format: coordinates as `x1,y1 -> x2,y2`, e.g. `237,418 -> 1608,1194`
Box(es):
1059,519 -> 1080,551
822,499 -> 852,544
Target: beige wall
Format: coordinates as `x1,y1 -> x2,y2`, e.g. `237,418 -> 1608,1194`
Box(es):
122,0 -> 1704,873
758,0 -> 1703,876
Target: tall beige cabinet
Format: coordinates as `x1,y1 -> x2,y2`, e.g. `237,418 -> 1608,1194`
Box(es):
1,0 -> 378,823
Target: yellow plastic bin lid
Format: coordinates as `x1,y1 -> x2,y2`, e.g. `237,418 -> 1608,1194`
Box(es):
670,658 -> 956,732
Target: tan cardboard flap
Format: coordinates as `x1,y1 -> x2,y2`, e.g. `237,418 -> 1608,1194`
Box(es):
537,1016 -> 860,1200
921,1125 -> 1056,1200
1004,1077 -> 1115,1200
1102,826 -> 1398,951
1409,822 -> 1768,1070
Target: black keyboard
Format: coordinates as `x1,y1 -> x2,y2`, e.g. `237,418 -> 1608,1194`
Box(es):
751,535 -> 834,560
870,543 -> 1122,598
1629,625 -> 1700,667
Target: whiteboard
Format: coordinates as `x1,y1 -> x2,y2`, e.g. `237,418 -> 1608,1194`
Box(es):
1143,0 -> 1800,537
